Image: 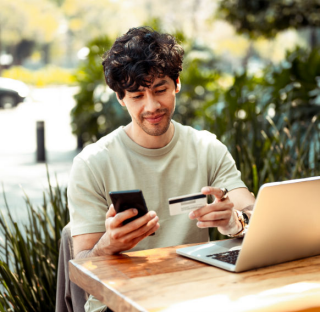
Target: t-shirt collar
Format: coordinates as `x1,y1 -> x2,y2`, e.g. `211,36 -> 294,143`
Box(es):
119,120 -> 179,157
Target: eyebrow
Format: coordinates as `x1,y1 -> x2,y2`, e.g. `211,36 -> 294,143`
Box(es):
127,79 -> 169,93
152,79 -> 169,89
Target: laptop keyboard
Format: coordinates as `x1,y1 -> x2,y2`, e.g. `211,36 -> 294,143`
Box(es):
206,249 -> 240,265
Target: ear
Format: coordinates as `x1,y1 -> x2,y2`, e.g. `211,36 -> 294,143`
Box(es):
175,77 -> 181,93
116,93 -> 126,107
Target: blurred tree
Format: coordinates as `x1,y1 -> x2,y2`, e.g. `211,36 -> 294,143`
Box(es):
176,44 -> 221,128
264,47 -> 320,178
15,40 -> 35,66
48,0 -> 65,6
71,36 -> 131,148
60,0 -> 147,66
62,0 -> 120,42
201,47 -> 320,193
266,47 -> 320,123
217,0 -> 320,47
201,71 -> 268,193
0,0 -> 61,65
214,0 -> 320,189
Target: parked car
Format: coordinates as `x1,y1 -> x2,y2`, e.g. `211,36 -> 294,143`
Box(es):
0,77 -> 29,108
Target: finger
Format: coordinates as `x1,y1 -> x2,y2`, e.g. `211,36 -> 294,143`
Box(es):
140,221 -> 160,237
121,211 -> 158,235
201,186 -> 228,200
189,201 -> 234,219
196,209 -> 232,222
111,208 -> 139,228
196,219 -> 230,229
135,216 -> 160,238
113,216 -> 160,246
129,219 -> 160,245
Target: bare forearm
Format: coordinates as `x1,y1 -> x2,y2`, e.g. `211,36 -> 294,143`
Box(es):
75,249 -> 96,259
74,233 -> 116,259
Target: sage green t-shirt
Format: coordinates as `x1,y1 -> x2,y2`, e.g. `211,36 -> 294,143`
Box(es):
68,120 -> 246,250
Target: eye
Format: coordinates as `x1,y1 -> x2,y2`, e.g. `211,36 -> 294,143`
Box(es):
132,94 -> 143,99
156,88 -> 167,94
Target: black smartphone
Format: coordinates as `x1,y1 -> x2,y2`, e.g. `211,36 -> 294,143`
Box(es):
109,189 -> 149,225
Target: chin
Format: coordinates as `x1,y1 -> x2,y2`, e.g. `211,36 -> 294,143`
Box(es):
143,126 -> 169,136
142,120 -> 171,136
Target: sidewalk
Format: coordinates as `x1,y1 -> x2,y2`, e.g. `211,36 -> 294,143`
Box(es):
0,149 -> 78,223
0,86 -> 79,224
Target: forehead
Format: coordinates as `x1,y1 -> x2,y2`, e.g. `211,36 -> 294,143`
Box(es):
127,76 -> 173,93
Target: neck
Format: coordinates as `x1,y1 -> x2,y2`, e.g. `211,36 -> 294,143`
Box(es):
124,122 -> 174,149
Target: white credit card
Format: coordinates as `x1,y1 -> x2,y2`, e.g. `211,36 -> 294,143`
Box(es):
168,193 -> 207,216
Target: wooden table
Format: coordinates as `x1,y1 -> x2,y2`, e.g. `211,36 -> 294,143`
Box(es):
69,244 -> 320,312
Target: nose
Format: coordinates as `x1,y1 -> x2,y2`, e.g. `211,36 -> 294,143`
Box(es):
145,92 -> 160,112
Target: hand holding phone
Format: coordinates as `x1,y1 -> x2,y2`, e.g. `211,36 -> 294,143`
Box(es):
109,189 -> 149,225
109,189 -> 156,236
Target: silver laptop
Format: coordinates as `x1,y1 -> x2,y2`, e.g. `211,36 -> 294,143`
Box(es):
176,176 -> 320,272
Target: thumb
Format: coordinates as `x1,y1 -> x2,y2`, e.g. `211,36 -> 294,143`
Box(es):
201,186 -> 227,200
106,204 -> 117,218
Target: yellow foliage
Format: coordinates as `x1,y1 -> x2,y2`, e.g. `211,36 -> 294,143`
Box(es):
62,0 -> 78,16
216,37 -> 249,58
0,0 -> 60,44
217,74 -> 234,90
69,18 -> 83,32
2,66 -> 76,87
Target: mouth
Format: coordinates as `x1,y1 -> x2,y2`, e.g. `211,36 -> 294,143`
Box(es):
143,114 -> 165,124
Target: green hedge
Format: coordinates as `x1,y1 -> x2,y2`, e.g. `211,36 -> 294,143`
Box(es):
3,66 -> 75,87
201,47 -> 320,193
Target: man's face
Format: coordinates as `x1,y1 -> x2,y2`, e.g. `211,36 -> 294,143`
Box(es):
117,76 -> 180,137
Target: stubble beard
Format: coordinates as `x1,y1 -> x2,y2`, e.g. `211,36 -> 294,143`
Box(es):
135,108 -> 174,136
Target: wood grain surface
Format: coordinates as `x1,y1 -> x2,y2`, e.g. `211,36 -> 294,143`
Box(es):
69,244 -> 320,312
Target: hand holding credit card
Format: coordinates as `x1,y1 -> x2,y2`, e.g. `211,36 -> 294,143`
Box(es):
168,193 -> 207,216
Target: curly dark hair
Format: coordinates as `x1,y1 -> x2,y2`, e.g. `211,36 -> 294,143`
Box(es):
102,26 -> 184,100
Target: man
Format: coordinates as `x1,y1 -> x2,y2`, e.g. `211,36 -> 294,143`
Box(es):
68,26 -> 255,312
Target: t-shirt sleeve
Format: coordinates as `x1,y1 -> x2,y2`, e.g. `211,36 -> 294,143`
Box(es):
210,141 -> 247,191
68,156 -> 108,237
